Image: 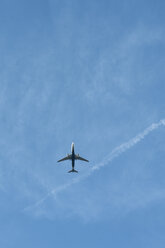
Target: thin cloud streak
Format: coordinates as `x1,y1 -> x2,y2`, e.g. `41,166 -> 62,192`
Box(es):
24,119 -> 165,213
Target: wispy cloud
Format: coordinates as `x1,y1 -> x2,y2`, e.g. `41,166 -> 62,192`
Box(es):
24,119 -> 165,216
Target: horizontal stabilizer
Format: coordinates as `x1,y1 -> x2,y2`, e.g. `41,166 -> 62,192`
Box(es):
68,169 -> 78,173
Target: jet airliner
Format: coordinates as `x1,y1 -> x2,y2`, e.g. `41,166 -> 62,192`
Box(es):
57,142 -> 89,173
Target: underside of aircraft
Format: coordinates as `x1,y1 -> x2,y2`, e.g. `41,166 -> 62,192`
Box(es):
57,143 -> 89,173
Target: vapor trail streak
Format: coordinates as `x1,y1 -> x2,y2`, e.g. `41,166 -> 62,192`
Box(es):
24,119 -> 165,212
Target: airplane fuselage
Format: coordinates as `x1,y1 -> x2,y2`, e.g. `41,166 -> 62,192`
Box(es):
71,142 -> 75,170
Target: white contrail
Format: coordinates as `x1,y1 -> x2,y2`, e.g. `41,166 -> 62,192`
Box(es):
92,119 -> 165,171
24,119 -> 165,212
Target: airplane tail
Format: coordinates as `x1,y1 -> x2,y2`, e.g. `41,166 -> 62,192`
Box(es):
68,169 -> 78,173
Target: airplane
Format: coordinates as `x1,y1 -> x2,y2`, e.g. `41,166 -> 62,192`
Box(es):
57,142 -> 89,173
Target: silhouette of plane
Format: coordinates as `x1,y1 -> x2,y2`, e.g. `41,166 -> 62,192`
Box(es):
57,142 -> 89,173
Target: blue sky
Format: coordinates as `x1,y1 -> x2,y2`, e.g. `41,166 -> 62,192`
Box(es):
0,0 -> 165,247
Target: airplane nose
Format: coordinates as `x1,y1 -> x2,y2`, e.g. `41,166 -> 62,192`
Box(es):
71,142 -> 74,151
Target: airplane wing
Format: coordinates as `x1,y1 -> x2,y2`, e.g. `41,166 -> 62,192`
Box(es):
75,155 -> 89,162
57,154 -> 72,162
